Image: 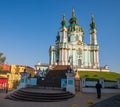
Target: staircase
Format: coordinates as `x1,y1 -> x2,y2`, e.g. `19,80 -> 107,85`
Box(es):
5,87 -> 74,102
37,65 -> 69,87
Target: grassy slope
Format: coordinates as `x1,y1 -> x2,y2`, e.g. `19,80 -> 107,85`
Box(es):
78,71 -> 120,81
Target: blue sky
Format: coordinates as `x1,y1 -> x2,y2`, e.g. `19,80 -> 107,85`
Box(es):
0,0 -> 120,73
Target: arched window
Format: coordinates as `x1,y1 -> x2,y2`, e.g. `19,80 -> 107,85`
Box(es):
68,36 -> 70,42
78,59 -> 81,66
76,35 -> 79,40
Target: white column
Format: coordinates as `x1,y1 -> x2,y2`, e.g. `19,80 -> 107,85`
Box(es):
60,33 -> 62,43
59,49 -> 61,65
62,49 -> 64,65
93,50 -> 96,65
90,30 -> 97,45
92,51 -> 95,68
94,34 -> 97,45
93,50 -> 97,67
86,51 -> 88,67
63,49 -> 65,65
65,49 -> 67,65
69,49 -> 71,65
72,49 -> 76,66
88,51 -> 91,67
66,49 -> 68,65
95,51 -> 98,68
51,51 -> 53,65
95,51 -> 98,67
67,49 -> 70,65
61,49 -> 63,65
50,50 -> 52,65
96,50 -> 99,67
94,51 -> 96,65
53,51 -> 56,64
84,50 -> 87,67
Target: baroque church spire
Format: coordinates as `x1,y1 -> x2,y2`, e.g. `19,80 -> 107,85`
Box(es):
72,8 -> 75,17
69,8 -> 78,24
90,15 -> 96,29
90,15 -> 98,45
61,14 -> 66,27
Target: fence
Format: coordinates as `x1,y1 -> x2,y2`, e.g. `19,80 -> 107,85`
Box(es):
85,81 -> 117,88
82,78 -> 120,89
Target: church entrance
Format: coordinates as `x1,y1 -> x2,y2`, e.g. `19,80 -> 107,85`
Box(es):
78,59 -> 81,67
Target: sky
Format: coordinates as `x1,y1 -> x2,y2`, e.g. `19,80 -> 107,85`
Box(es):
0,0 -> 120,73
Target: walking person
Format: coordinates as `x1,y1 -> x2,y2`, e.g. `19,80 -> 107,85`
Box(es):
5,84 -> 9,94
96,80 -> 102,98
5,86 -> 8,93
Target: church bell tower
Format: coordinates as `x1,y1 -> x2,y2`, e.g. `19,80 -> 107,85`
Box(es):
89,15 -> 99,68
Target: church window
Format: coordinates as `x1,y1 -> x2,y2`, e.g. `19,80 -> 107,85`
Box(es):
76,35 -> 79,40
77,48 -> 82,55
76,26 -> 79,32
68,36 -> 70,42
78,59 -> 81,66
71,36 -> 73,42
68,28 -> 70,32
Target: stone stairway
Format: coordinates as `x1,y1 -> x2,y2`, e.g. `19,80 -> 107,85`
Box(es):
37,65 -> 69,87
5,87 -> 74,102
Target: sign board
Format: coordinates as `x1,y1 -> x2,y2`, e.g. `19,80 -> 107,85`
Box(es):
21,79 -> 24,83
30,78 -> 37,86
61,78 -> 67,89
68,79 -> 73,85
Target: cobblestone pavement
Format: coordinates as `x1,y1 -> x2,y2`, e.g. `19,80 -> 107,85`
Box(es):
90,94 -> 120,107
0,90 -> 118,107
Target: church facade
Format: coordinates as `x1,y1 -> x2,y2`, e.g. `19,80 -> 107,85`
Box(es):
49,9 -> 99,69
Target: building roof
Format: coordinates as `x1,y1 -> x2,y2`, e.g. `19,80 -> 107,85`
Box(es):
0,76 -> 8,79
0,70 -> 10,74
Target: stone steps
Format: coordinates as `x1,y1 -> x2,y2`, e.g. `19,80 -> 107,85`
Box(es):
37,70 -> 67,87
5,87 -> 74,102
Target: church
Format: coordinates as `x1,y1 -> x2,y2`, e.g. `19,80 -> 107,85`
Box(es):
49,9 -> 99,69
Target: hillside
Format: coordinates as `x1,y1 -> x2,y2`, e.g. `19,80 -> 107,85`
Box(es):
78,71 -> 120,81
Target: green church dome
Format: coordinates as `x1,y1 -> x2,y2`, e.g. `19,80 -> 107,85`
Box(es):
69,9 -> 78,24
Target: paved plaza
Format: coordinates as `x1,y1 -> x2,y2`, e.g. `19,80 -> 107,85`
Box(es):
90,94 -> 120,107
0,89 -> 118,107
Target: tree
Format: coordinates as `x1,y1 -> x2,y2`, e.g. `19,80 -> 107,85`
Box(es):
0,52 -> 6,67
